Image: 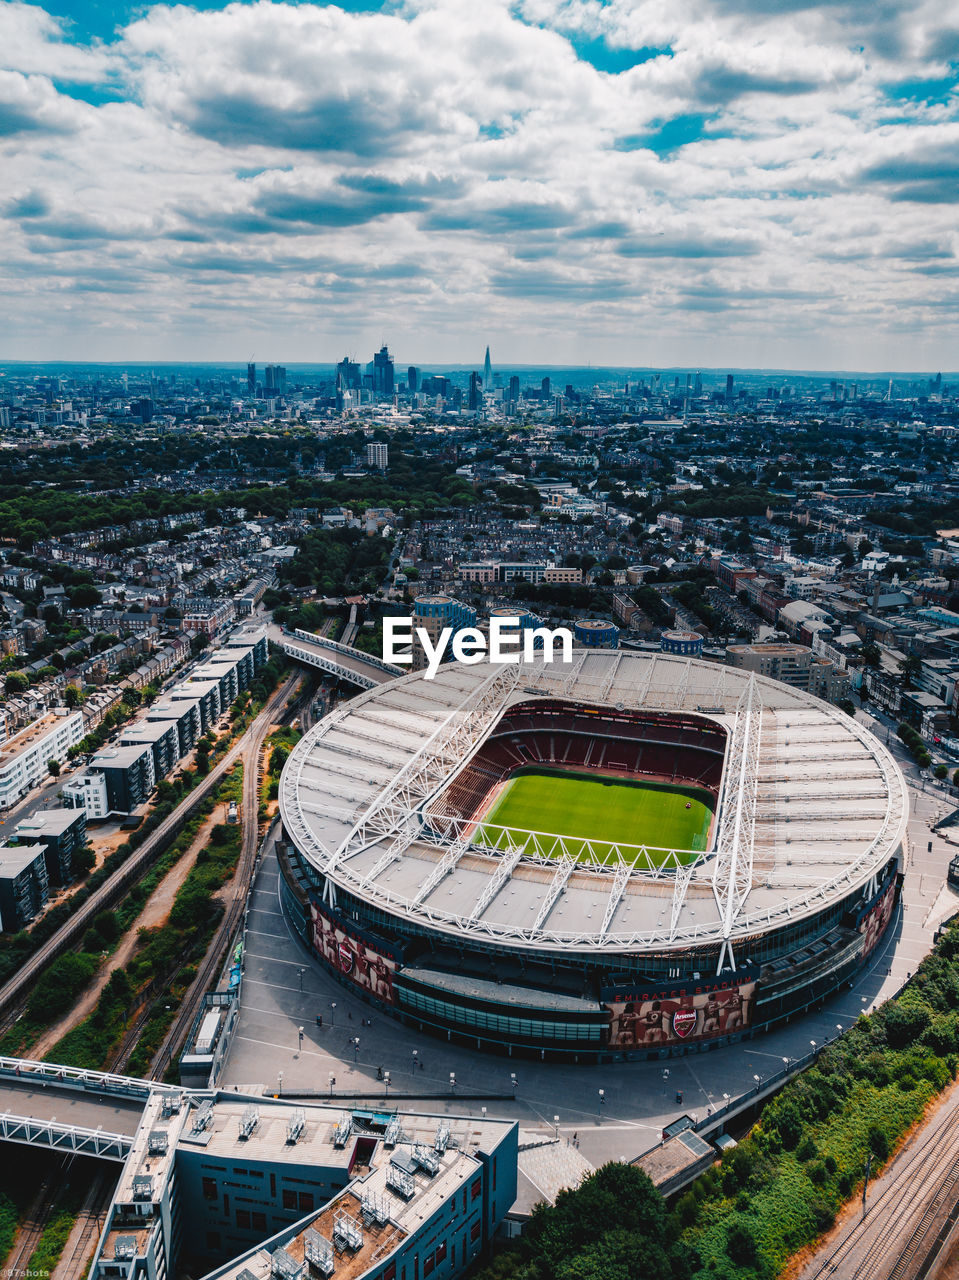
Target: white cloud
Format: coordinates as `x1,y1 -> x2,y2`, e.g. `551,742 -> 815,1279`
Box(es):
1,0 -> 959,366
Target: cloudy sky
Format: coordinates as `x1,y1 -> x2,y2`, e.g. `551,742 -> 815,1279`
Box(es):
2,0 -> 958,368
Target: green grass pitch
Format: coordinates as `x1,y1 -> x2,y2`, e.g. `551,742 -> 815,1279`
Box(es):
479,768 -> 713,864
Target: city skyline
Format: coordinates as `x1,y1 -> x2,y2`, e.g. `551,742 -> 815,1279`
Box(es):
2,0 -> 958,366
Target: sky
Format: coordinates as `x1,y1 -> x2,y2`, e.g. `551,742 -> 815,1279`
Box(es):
2,0 -> 959,368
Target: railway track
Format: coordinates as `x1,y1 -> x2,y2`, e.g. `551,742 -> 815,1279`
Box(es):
50,1169 -> 114,1280
807,1102 -> 959,1279
0,708 -> 283,1041
4,1156 -> 75,1279
106,673 -> 300,1079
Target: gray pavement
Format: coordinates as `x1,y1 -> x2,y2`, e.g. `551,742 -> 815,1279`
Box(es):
0,1080 -> 144,1133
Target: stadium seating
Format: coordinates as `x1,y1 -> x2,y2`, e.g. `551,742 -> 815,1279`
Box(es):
433,699 -> 726,824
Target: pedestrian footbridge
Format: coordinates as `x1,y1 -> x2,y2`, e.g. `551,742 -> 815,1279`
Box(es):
274,626 -> 403,689
0,1055 -> 170,1161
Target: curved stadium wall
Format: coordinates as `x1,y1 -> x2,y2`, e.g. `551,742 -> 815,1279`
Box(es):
277,650 -> 907,1062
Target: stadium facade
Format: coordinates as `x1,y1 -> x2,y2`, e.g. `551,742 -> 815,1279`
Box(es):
278,651 -> 907,1061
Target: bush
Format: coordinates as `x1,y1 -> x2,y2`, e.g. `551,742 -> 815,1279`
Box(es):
726,1221 -> 758,1267
935,764 -> 948,780
796,1135 -> 818,1163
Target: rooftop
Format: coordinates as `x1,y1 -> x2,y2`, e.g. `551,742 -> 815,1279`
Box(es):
0,712 -> 78,763
280,650 -> 908,954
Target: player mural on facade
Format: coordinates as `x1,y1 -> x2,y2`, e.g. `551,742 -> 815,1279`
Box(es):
605,981 -> 757,1048
310,900 -> 397,1004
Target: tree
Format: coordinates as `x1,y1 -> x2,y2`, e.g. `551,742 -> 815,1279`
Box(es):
861,642 -> 881,667
73,844 -> 95,876
64,684 -> 82,708
899,654 -> 923,690
47,757 -> 60,777
4,671 -> 28,695
935,764 -> 948,780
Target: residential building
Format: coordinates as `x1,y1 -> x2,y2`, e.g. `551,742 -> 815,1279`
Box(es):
0,711 -> 84,810
11,806 -> 86,886
65,743 -> 156,817
119,718 -> 180,781
0,842 -> 49,930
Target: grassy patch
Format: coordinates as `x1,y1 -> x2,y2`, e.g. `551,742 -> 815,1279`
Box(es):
49,767 -> 244,1071
480,769 -> 712,862
27,1207 -> 78,1279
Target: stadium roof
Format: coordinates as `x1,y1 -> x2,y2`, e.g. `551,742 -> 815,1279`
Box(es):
279,651 -> 908,965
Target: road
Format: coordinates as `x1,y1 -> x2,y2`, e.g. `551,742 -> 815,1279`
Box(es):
0,674 -> 299,1030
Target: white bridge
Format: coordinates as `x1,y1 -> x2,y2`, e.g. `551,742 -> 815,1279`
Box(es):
0,1056 -> 176,1160
275,627 -> 403,689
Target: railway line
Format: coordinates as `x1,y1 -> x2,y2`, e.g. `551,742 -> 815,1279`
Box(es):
0,672 -> 300,1047
806,1098 -> 959,1279
118,671 -> 299,1080
3,1155 -> 85,1280
50,1170 -> 114,1280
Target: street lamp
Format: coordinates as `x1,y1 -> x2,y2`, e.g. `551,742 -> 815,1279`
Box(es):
662,1068 -> 670,1100
481,1107 -> 487,1120
411,1049 -> 418,1074
554,1115 -> 560,1140
450,1072 -> 456,1094
597,1088 -> 605,1118
810,1039 -> 817,1056
277,1071 -> 283,1096
328,1073 -> 335,1098
384,1072 -> 390,1099
835,1023 -> 843,1039
298,966 -> 305,992
510,1072 -> 517,1097
330,1001 -> 336,1028
353,1036 -> 360,1064
297,1025 -> 304,1054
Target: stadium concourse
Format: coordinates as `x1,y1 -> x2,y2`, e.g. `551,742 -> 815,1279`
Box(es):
274,649 -> 908,1061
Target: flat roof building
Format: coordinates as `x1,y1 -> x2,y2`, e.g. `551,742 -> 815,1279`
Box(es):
0,711 -> 84,810
0,841 -> 49,930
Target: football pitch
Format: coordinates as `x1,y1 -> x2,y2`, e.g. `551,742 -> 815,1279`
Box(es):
480,768 -> 713,864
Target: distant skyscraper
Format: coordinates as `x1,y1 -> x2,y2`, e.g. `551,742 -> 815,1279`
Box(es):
541,376 -> 551,399
468,371 -> 481,411
725,373 -> 734,403
335,371 -> 344,414
337,357 -> 361,390
372,346 -> 395,397
508,375 -> 520,404
247,363 -> 255,395
694,371 -> 702,395
367,441 -> 388,469
264,364 -> 286,395
483,346 -> 492,388
408,366 -> 419,394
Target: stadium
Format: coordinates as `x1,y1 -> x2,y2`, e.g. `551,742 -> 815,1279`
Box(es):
277,650 -> 908,1061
